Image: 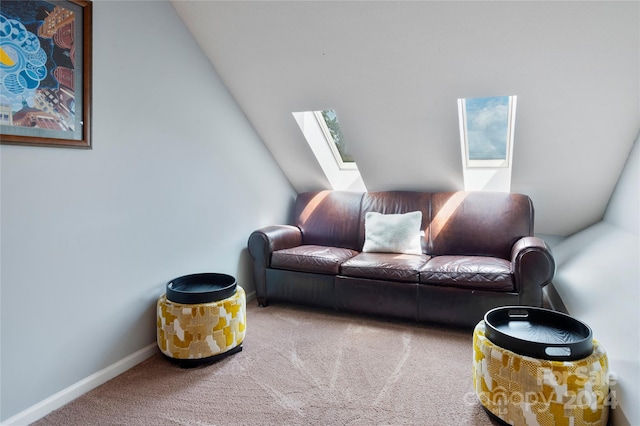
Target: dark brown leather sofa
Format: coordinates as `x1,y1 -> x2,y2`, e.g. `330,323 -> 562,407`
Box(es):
248,190 -> 555,328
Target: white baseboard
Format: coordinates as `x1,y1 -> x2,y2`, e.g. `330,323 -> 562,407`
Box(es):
4,292 -> 256,426
2,343 -> 158,426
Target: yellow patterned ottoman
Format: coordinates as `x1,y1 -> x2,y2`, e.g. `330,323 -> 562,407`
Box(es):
157,275 -> 246,367
473,320 -> 610,426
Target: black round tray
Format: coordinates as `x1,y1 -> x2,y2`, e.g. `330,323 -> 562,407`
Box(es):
484,306 -> 593,361
166,273 -> 236,304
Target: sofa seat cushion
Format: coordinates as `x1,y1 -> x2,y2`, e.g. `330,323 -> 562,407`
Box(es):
340,252 -> 430,283
419,256 -> 513,291
271,245 -> 359,274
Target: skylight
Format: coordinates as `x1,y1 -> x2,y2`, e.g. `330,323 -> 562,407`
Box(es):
318,110 -> 355,170
457,95 -> 517,191
293,109 -> 365,191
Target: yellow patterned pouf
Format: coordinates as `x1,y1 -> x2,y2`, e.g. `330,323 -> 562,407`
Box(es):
473,320 -> 610,426
157,286 -> 246,366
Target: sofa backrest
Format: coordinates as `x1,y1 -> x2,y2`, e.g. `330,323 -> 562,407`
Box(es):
428,191 -> 534,259
294,190 -> 534,258
357,191 -> 432,252
294,190 -> 363,251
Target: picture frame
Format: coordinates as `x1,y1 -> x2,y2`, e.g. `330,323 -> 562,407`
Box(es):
0,0 -> 92,149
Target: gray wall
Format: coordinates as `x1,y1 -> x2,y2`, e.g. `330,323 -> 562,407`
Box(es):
550,132 -> 639,426
0,1 -> 294,421
605,134 -> 640,235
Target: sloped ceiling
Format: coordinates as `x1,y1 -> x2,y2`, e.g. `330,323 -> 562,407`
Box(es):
171,1 -> 639,236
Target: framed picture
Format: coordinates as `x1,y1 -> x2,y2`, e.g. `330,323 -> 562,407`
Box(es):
0,0 -> 92,149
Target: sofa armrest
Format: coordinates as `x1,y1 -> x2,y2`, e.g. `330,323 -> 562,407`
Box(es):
248,225 -> 302,306
248,225 -> 302,259
511,236 -> 556,306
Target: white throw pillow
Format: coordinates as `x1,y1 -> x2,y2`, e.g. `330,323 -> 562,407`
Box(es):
362,211 -> 423,255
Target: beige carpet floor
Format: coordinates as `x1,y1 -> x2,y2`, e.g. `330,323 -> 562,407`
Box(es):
33,302 -> 500,425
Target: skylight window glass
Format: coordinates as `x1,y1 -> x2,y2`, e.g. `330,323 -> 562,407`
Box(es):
293,109 -> 365,191
317,110 -> 355,169
458,96 -> 516,168
457,95 -> 517,192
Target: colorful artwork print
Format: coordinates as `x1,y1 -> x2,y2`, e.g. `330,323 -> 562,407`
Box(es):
0,0 -> 86,144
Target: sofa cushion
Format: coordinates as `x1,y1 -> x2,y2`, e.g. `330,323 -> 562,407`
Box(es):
358,191 -> 431,251
362,211 -> 423,255
340,252 -> 430,283
419,256 -> 513,291
271,245 -> 358,275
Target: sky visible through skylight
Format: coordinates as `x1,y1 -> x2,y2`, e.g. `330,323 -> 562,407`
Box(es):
464,96 -> 509,160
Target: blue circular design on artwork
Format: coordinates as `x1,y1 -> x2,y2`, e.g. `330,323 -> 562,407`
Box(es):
26,63 -> 47,80
26,48 -> 47,66
21,32 -> 40,53
0,14 -> 49,101
3,72 -> 24,94
0,15 -> 11,38
0,43 -> 22,71
18,69 -> 39,89
8,19 -> 27,43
